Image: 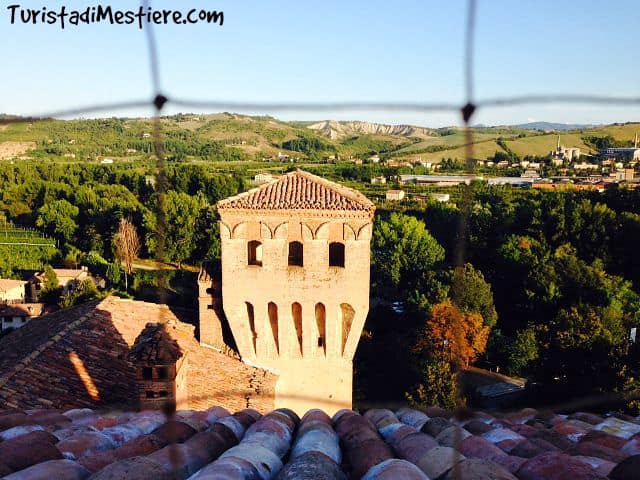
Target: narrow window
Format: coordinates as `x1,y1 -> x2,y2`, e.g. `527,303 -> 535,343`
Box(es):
315,303 -> 326,355
143,367 -> 153,380
268,302 -> 279,354
288,241 -> 303,267
246,302 -> 257,353
248,241 -> 263,266
145,391 -> 154,398
158,391 -> 169,398
292,302 -> 303,355
329,242 -> 345,267
157,367 -> 169,380
341,303 -> 355,356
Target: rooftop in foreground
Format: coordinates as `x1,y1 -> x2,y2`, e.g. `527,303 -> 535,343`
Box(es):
0,405 -> 638,479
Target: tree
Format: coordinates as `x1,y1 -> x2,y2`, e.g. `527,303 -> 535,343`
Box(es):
144,191 -> 206,268
450,263 -> 498,327
372,213 -> 445,299
415,301 -> 490,368
60,278 -> 102,308
35,199 -> 79,246
41,265 -> 61,304
406,358 -> 459,409
507,325 -> 539,376
114,218 -> 140,291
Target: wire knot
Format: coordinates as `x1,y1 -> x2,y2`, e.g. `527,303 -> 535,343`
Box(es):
154,94 -> 168,111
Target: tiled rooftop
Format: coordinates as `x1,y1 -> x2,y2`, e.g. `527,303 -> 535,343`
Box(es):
0,406 -> 638,479
217,170 -> 376,214
0,297 -> 276,413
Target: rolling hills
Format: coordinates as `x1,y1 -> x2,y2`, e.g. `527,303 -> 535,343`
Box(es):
0,113 -> 637,164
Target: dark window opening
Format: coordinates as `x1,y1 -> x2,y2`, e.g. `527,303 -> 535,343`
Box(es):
143,367 -> 153,380
157,367 -> 169,380
248,240 -> 263,266
329,242 -> 345,267
288,241 -> 303,267
158,391 -> 169,398
318,337 -> 325,347
145,391 -> 154,398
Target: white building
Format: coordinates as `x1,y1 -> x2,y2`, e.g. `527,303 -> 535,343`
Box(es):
385,190 -> 405,201
0,279 -> 26,304
254,173 -> 274,184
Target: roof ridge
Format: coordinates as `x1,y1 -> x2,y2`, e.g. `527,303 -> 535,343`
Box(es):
0,303 -> 99,390
217,169 -> 375,212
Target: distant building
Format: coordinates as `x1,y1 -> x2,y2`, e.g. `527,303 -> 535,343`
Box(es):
573,162 -> 600,171
431,193 -> 450,203
0,303 -> 45,332
487,177 -> 534,187
370,176 -> 387,185
399,174 -> 481,186
615,168 -> 635,181
253,173 -> 274,184
369,155 -> 380,163
0,279 -> 26,304
28,267 -> 90,302
277,152 -> 290,161
603,148 -> 640,162
385,189 -> 406,201
550,136 -> 580,161
521,170 -> 541,179
100,159 -> 114,164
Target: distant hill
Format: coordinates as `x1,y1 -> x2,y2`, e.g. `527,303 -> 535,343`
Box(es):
512,122 -> 597,131
0,113 -> 638,164
307,120 -> 436,140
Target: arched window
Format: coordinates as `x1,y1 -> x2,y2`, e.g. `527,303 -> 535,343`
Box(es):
341,303 -> 355,356
248,241 -> 263,266
315,303 -> 326,354
288,241 -> 303,267
268,302 -> 279,355
292,302 -> 303,355
329,242 -> 345,267
245,302 -> 257,353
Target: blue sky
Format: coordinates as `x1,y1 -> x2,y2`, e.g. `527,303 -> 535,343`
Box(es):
2,0 -> 639,127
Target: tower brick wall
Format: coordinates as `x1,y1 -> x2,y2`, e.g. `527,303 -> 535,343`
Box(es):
203,170 -> 375,415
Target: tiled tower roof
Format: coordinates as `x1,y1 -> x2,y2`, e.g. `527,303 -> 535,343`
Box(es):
217,170 -> 375,214
128,323 -> 183,364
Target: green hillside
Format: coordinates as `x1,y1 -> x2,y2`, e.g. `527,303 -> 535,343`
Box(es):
0,114 -> 638,164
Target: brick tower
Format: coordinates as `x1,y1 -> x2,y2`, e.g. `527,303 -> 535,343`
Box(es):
200,170 -> 375,415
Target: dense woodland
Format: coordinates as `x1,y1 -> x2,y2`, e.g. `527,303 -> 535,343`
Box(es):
1,159 -> 640,412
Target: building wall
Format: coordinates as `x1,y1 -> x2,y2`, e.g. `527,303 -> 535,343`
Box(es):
0,285 -> 25,303
216,210 -> 372,415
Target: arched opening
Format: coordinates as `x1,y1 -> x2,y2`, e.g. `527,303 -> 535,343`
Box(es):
329,242 -> 345,267
248,241 -> 263,266
245,302 -> 257,354
288,241 -> 303,267
315,303 -> 326,355
268,302 -> 279,355
340,303 -> 355,356
292,302 -> 303,355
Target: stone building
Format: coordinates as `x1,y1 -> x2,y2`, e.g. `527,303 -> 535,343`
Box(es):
199,170 -> 375,415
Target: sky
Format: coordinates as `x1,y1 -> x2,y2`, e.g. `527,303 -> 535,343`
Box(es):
2,0 -> 639,127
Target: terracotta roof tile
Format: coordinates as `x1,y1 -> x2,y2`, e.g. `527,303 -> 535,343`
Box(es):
0,405 -> 639,479
0,297 -> 276,414
217,170 -> 375,214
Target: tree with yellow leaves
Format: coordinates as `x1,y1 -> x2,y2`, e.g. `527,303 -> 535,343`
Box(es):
415,301 -> 490,368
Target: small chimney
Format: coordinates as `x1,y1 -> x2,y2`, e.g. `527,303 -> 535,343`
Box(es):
129,323 -> 188,411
